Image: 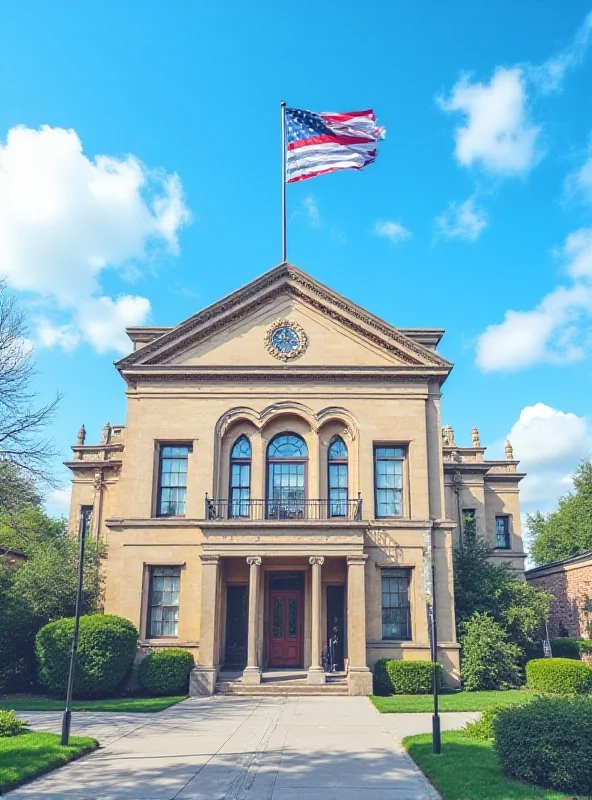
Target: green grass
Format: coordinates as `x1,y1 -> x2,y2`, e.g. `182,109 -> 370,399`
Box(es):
0,695 -> 188,712
0,731 -> 98,793
370,690 -> 540,713
403,731 -> 577,799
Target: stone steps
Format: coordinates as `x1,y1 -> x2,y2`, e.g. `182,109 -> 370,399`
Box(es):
216,678 -> 349,696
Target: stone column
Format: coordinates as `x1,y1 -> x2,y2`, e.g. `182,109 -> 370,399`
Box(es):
243,556 -> 262,684
307,556 -> 326,685
190,554 -> 220,696
346,554 -> 373,696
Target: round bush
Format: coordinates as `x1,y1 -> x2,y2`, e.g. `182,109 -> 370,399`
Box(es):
138,648 -> 194,696
0,710 -> 25,737
526,657 -> 592,695
36,614 -> 138,698
494,697 -> 592,795
373,659 -> 442,695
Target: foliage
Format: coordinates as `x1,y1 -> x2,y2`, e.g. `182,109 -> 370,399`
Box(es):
404,730 -> 566,800
138,649 -> 194,696
370,689 -> 540,713
462,705 -> 503,741
528,459 -> 592,566
1,504 -> 65,556
0,695 -> 187,712
525,657 -> 592,695
460,613 -> 522,691
36,614 -> 138,697
0,711 -> 24,738
494,696 -> 592,795
0,731 -> 97,794
549,637 -> 585,659
372,659 -> 442,695
0,567 -> 37,692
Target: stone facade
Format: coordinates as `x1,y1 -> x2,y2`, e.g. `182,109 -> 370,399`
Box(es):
66,263 -> 526,694
526,551 -> 592,639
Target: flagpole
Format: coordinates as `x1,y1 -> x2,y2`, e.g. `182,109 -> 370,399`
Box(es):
281,101 -> 287,262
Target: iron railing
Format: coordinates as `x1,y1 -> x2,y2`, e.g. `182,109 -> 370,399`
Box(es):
205,495 -> 363,521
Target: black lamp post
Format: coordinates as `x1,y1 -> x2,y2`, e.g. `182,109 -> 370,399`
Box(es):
424,524 -> 441,755
60,509 -> 86,746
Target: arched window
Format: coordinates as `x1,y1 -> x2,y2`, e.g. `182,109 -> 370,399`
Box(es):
266,433 -> 308,519
230,435 -> 251,518
328,435 -> 348,517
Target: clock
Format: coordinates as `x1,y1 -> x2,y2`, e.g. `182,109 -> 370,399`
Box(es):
264,318 -> 308,361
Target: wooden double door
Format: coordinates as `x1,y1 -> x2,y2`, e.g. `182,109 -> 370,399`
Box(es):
268,587 -> 303,667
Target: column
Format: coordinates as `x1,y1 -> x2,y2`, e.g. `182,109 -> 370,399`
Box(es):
346,555 -> 373,696
190,554 -> 220,696
307,556 -> 326,685
242,556 -> 262,684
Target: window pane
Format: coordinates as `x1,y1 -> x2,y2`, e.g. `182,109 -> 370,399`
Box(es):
158,446 -> 188,517
268,434 -> 308,458
381,569 -> 411,640
328,436 -> 348,460
231,436 -> 251,459
149,567 -> 180,637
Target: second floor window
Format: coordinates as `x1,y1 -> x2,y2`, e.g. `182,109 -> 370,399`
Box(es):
495,515 -> 510,549
158,445 -> 190,517
267,433 -> 308,519
375,446 -> 405,518
328,435 -> 348,517
230,435 -> 251,518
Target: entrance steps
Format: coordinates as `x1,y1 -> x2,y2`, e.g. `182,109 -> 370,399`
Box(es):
216,669 -> 349,696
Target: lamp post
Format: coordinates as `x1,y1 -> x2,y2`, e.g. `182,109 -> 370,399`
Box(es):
60,509 -> 87,746
423,524 -> 441,755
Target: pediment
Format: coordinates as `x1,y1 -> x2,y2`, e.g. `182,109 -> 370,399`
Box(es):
116,264 -> 451,372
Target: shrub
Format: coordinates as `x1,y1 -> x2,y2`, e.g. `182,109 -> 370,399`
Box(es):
372,659 -> 442,695
462,705 -> 502,741
36,614 -> 138,697
138,648 -> 194,696
494,696 -> 592,795
0,710 -> 25,737
526,657 -> 592,695
550,637 -> 583,659
460,612 -> 522,691
373,658 -> 391,694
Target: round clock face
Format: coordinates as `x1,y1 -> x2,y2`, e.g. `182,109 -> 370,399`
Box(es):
271,326 -> 300,354
265,318 -> 308,361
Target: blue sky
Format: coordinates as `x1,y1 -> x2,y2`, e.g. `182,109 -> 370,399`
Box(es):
1,1 -> 592,527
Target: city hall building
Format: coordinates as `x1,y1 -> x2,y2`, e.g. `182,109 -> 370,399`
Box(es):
66,264 -> 526,695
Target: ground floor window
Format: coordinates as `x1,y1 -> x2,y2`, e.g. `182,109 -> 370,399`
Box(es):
381,568 -> 411,640
495,515 -> 510,549
148,566 -> 180,637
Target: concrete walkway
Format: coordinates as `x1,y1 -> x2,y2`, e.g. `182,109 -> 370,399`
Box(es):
7,697 -> 476,800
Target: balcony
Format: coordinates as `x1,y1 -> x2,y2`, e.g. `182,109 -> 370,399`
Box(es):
205,496 -> 363,522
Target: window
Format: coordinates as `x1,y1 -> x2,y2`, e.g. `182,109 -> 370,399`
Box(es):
157,445 -> 190,517
374,446 -> 405,518
230,435 -> 251,518
266,433 -> 308,519
148,566 -> 180,637
462,508 -> 476,521
381,568 -> 411,640
495,516 -> 510,549
80,505 -> 93,536
328,435 -> 348,517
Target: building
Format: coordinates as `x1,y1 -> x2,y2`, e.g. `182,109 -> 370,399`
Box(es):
66,264 -> 526,695
526,551 -> 592,639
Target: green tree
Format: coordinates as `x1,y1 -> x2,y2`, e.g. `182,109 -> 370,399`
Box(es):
528,459 -> 592,565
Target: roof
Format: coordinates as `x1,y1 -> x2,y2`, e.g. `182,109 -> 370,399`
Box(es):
525,549 -> 592,576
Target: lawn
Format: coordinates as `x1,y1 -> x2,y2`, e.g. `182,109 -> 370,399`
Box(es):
403,731 -> 577,800
0,731 -> 98,793
0,695 -> 188,712
370,690 -> 539,713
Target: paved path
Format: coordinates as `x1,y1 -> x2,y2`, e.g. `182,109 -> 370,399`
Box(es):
7,697 -> 476,800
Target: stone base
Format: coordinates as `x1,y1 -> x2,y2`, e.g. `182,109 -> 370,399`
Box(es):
348,667 -> 373,696
241,666 -> 262,685
189,666 -> 217,696
307,667 -> 326,685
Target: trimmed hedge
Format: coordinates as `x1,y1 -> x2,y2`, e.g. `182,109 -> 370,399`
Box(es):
549,637 -> 588,659
526,657 -> 592,695
36,614 -> 138,698
494,696 -> 592,795
0,710 -> 25,737
373,659 -> 442,695
138,648 -> 194,696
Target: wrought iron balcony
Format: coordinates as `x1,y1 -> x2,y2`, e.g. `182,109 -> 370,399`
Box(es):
205,495 -> 363,522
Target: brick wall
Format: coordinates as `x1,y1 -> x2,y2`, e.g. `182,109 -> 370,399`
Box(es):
526,552 -> 592,639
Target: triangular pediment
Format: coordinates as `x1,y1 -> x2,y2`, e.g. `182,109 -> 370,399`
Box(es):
116,263 -> 451,372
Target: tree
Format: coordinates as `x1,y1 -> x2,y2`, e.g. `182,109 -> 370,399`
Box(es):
528,459 -> 592,566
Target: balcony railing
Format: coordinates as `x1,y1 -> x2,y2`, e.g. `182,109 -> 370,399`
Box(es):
205,495 -> 363,522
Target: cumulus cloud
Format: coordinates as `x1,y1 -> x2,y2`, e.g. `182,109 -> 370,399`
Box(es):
0,125 -> 191,354
373,220 -> 412,245
435,195 -> 488,241
44,486 -> 72,519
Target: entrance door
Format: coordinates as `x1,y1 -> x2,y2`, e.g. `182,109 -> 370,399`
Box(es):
326,585 -> 345,671
268,589 -> 302,667
224,585 -> 248,667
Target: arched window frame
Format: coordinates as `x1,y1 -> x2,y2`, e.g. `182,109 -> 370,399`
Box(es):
229,435 -> 251,518
266,433 -> 308,519
328,435 -> 348,517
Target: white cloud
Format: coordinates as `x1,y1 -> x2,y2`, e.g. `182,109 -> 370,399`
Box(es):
373,220 -> 412,245
530,11 -> 592,93
303,195 -> 320,228
565,138 -> 592,204
44,486 -> 72,518
563,228 -> 592,278
0,125 -> 191,354
435,195 -> 488,241
437,67 -> 540,175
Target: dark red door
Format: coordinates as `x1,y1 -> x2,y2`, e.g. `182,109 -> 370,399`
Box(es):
268,589 -> 302,667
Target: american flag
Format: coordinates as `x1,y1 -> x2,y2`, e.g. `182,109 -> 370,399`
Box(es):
285,107 -> 386,183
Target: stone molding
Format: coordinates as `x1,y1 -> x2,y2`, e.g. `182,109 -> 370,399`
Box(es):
347,554 -> 368,565
246,556 -> 262,566
199,554 -> 220,565
309,556 -> 325,566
